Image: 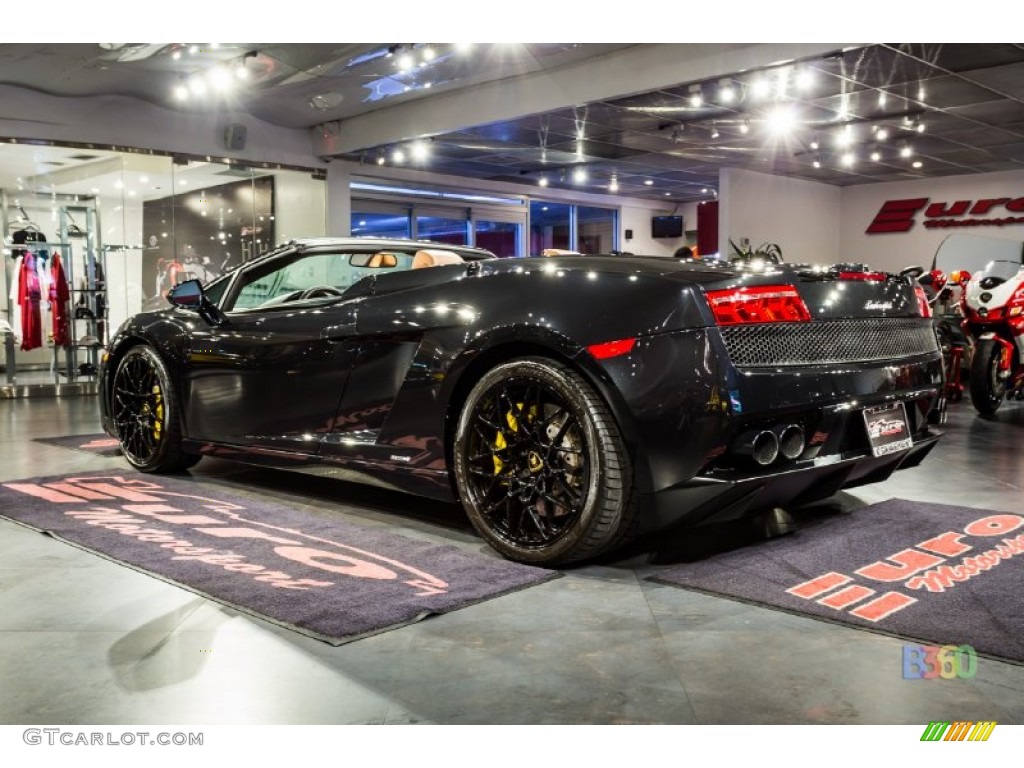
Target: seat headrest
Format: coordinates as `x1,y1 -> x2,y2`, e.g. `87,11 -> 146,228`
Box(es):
412,249 -> 466,269
367,252 -> 398,268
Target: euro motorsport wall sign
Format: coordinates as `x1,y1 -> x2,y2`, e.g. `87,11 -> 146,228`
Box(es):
865,196 -> 1024,234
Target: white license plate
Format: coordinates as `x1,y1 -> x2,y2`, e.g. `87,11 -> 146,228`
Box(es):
863,402 -> 913,457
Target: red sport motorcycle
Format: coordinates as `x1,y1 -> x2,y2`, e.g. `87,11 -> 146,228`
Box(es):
960,259 -> 1024,415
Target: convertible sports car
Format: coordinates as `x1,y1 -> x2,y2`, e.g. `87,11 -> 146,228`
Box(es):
100,238 -> 944,565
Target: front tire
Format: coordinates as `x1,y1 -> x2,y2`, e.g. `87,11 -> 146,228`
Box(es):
111,345 -> 199,473
969,339 -> 1007,416
453,357 -> 635,566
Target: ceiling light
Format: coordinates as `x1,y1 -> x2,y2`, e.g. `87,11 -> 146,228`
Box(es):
795,67 -> 814,91
210,43 -> 220,50
775,68 -> 789,98
701,187 -> 708,193
397,51 -> 415,72
766,105 -> 798,135
189,45 -> 199,55
424,82 -> 432,89
410,139 -> 430,161
173,84 -> 189,101
208,66 -> 233,91
870,147 -> 881,162
916,120 -> 926,133
235,63 -> 250,81
644,179 -> 654,186
179,179 -> 188,186
664,192 -> 671,197
810,135 -> 819,150
376,154 -> 385,166
913,160 -> 923,169
688,84 -> 703,108
609,177 -> 619,192
455,43 -> 474,54
876,127 -> 889,142
812,156 -> 822,169
140,176 -> 149,183
718,79 -> 735,103
841,152 -> 855,167
573,167 -> 588,183
421,46 -> 436,62
188,77 -> 207,96
710,122 -> 720,139
114,180 -> 123,189
740,120 -> 750,135
751,77 -> 771,99
835,126 -> 853,147
171,50 -> 181,61
538,176 -> 549,187
918,86 -> 926,101
900,142 -> 913,158
877,91 -> 887,107
392,148 -> 406,164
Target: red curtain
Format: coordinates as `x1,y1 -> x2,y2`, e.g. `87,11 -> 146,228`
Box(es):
696,201 -> 719,257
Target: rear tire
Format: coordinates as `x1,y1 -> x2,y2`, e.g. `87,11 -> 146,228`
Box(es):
111,345 -> 200,473
453,357 -> 636,566
969,339 -> 1006,416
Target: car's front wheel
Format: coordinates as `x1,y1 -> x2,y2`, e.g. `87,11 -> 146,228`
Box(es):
453,357 -> 635,566
111,345 -> 200,473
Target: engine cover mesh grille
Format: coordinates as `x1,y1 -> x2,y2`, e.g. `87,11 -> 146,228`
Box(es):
720,318 -> 939,368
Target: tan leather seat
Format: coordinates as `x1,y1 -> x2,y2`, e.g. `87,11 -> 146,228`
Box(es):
412,249 -> 465,269
367,252 -> 398,268
541,248 -> 581,257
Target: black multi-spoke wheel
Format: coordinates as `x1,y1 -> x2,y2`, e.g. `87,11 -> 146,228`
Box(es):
112,345 -> 199,472
453,357 -> 635,565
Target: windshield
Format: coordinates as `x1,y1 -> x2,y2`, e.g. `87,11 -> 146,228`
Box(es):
975,259 -> 1024,282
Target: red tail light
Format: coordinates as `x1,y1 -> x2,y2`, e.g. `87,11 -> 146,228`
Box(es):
587,337 -> 636,359
839,271 -> 888,281
914,285 -> 932,318
705,285 -> 811,326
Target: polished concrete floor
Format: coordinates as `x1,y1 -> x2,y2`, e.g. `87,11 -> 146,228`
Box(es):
1,395 -> 1022,725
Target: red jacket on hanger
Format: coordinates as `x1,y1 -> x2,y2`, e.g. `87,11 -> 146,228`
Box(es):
18,253 -> 42,351
50,253 -> 71,347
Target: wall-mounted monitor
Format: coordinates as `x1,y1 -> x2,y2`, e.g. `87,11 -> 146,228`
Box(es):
652,215 -> 684,239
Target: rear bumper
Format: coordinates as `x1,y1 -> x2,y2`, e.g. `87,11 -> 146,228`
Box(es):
642,431 -> 941,533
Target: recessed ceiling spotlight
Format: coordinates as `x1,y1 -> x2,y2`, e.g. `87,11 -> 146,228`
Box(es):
876,127 -> 889,142
573,167 -> 588,183
913,160 -> 923,169
751,76 -> 771,99
701,187 -> 709,193
421,46 -> 436,62
644,179 -> 654,186
688,84 -> 703,108
171,50 -> 181,61
179,179 -> 188,186
795,67 -> 814,91
870,148 -> 881,162
392,148 -> 406,164
740,120 -> 750,135
810,135 -> 819,150
173,84 -> 189,101
877,91 -> 887,107
812,156 -> 822,169
538,176 -> 549,187
718,78 -> 735,103
455,43 -> 474,54
188,45 -> 199,55
918,86 -> 926,101
609,177 -> 619,192
188,77 -> 207,96
710,122 -> 720,139
208,66 -> 233,92
410,140 -> 430,161
114,180 -> 123,189
424,82 -> 432,89
766,105 -> 798,135
140,176 -> 149,183
835,126 -> 853,147
841,152 -> 855,167
397,51 -> 415,72
376,154 -> 386,166
664,192 -> 671,197
916,120 -> 926,133
900,142 -> 913,158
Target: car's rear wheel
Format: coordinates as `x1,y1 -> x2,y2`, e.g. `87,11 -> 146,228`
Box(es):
453,357 -> 635,565
111,345 -> 199,473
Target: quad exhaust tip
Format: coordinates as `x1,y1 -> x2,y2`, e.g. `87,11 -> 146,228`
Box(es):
735,429 -> 780,466
774,424 -> 806,461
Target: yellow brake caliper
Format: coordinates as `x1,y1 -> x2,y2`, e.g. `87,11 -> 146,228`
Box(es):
492,403 -> 536,476
152,384 -> 164,442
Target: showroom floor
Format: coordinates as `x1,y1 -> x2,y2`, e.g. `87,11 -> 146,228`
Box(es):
0,395 -> 1022,725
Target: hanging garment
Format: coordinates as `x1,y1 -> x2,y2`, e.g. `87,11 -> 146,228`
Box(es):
8,255 -> 23,345
49,253 -> 71,347
18,253 -> 42,351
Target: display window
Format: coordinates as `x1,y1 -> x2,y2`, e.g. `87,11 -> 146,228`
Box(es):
0,142 -> 325,386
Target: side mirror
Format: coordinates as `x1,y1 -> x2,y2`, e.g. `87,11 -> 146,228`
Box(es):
167,279 -> 226,326
167,279 -> 203,308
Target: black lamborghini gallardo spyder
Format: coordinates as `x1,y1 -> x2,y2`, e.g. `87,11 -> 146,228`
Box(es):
101,238 -> 943,565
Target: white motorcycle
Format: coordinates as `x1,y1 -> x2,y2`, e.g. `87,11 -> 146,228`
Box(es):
961,259 -> 1024,415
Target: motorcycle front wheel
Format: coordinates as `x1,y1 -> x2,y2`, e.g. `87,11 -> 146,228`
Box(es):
969,338 -> 1007,416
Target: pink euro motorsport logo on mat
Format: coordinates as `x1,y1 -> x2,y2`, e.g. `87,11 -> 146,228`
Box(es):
3,474 -> 450,596
785,513 -> 1024,622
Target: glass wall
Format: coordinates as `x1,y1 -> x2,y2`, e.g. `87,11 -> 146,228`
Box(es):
529,201 -> 571,254
1,143 -> 325,386
529,201 -> 617,255
416,212 -> 469,245
577,206 -> 617,254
